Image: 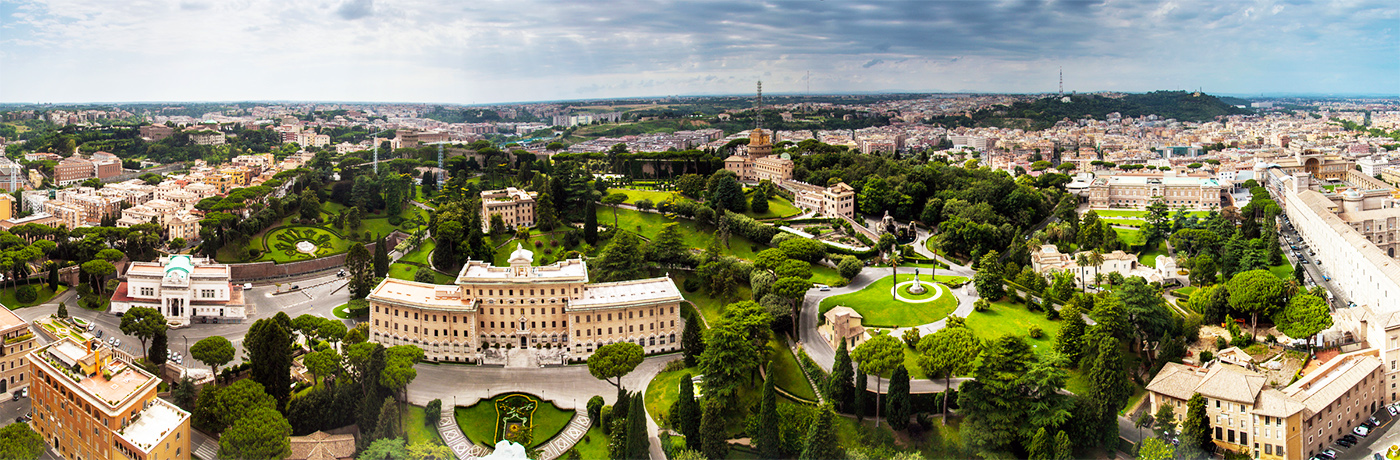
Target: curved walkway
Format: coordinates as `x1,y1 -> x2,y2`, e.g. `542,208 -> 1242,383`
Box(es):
540,411 -> 594,460
438,405 -> 491,460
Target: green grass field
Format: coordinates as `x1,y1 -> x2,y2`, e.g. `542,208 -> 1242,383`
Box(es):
818,274 -> 960,328
387,263 -> 456,284
567,425 -> 610,459
1138,243 -> 1167,268
400,239 -> 436,265
455,394 -> 574,448
965,299 -> 1062,361
0,285 -> 67,310
403,405 -> 445,446
1093,209 -> 1212,219
1114,227 -> 1145,247
644,364 -> 757,437
1103,218 -> 1143,228
606,188 -> 681,206
673,272 -> 753,329
490,231 -> 588,267
743,191 -> 802,219
767,336 -> 819,401
1269,262 -> 1294,280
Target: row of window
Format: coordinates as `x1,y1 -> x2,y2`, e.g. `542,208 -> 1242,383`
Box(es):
376,305 -> 677,322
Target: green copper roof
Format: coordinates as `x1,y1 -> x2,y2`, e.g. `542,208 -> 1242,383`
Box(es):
165,255 -> 193,274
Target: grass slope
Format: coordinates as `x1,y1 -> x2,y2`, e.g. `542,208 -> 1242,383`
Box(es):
818,274 -> 960,328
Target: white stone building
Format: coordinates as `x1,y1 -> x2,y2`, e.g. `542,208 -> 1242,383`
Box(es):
110,255 -> 245,325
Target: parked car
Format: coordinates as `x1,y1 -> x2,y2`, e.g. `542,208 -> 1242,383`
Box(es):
1389,404 -> 1400,417
1354,425 -> 1370,437
1369,416 -> 1380,427
291,285 -> 300,290
816,284 -> 830,291
243,282 -> 253,289
1342,434 -> 1358,444
96,329 -> 103,338
86,323 -> 95,332
113,338 -> 120,348
1320,448 -> 1339,459
1336,438 -> 1355,448
11,389 -> 25,401
14,413 -> 29,423
1377,453 -> 1386,460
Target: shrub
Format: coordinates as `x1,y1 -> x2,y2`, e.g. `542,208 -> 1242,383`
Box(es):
388,215 -> 404,226
534,240 -> 543,248
1028,326 -> 1043,339
1200,351 -> 1214,363
1215,336 -> 1228,350
682,277 -> 701,293
345,299 -> 370,317
973,299 -> 991,312
14,285 -> 38,304
901,328 -> 922,348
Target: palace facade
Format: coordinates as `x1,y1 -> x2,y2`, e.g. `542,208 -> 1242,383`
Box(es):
366,244 -> 684,362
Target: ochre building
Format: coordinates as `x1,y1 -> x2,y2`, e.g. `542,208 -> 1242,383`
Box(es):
367,244 -> 683,362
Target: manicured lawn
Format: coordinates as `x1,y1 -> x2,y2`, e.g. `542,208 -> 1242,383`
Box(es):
645,364 -> 695,426
818,274 -> 960,328
673,273 -> 753,328
1138,243 -> 1167,268
358,207 -> 430,241
1103,218 -> 1143,228
403,404 -> 445,446
743,191 -> 802,219
1172,286 -> 1198,298
964,300 -> 1062,361
331,302 -> 363,319
1268,263 -> 1294,280
606,188 -> 681,206
568,425 -> 610,460
0,285 -> 67,310
1114,227 -> 1145,247
455,393 -> 574,448
388,263 -> 456,284
1094,209 -> 1211,219
260,226 -> 354,263
767,336 -> 818,402
490,231 -> 588,267
810,265 -> 844,286
400,239 -> 436,265
595,207 -> 765,262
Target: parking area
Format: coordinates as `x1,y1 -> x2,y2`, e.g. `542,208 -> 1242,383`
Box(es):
1336,405 -> 1396,460
0,390 -> 33,425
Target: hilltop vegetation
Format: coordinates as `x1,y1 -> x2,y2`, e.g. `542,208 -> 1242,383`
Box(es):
931,91 -> 1251,130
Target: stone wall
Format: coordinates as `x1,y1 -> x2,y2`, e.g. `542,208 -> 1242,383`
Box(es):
226,230 -> 411,282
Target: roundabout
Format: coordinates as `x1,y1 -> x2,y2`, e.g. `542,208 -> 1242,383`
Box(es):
818,273 -> 965,328
892,279 -> 946,303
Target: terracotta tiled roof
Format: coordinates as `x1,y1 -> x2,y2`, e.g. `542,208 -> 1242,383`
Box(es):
288,431 -> 355,460
1145,362 -> 1205,401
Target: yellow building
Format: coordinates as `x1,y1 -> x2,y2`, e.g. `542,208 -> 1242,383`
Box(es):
368,244 -> 683,362
29,337 -> 191,460
0,307 -> 36,394
0,194 -> 13,221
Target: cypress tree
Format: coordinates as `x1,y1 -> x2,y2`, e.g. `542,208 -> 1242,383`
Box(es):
757,361 -> 780,459
1054,305 -> 1087,365
676,374 -> 701,450
584,200 -> 598,244
148,330 -> 168,366
1088,337 -> 1130,448
828,338 -> 855,412
799,404 -> 842,460
48,262 -> 58,291
373,236 -> 389,278
1053,430 -> 1073,460
853,369 -> 868,420
1028,427 -> 1052,460
700,399 -> 728,460
681,316 -> 704,367
1182,393 -> 1212,455
887,364 -> 911,431
536,188 -> 558,231
625,392 -> 649,460
750,185 -> 769,214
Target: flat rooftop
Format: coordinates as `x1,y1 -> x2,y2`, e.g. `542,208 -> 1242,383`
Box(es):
370,278 -> 471,308
0,306 -> 25,332
572,277 -> 683,309
457,259 -> 588,283
119,398 -> 188,453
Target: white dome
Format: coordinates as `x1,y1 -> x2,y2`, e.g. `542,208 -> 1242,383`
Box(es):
508,243 -> 533,263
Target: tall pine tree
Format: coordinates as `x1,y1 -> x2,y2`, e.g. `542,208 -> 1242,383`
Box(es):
535,188 -> 558,231
799,404 -> 842,460
757,361 -> 780,459
887,364 -> 911,431
625,392 -> 649,459
681,316 -> 704,367
1027,427 -> 1052,460
373,236 -> 389,278
1053,430 -> 1073,460
1087,337 -> 1131,448
700,399 -> 728,460
853,369 -> 868,420
676,374 -> 701,450
827,338 -> 855,413
1182,393 -> 1212,456
584,200 -> 598,245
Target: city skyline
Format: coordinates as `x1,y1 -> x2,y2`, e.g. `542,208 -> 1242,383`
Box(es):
1,0 -> 1397,104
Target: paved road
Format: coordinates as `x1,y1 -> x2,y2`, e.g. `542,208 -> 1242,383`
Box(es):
11,270 -> 352,369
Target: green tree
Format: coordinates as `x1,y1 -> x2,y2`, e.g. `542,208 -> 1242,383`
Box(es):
1226,269 -> 1286,337
172,376 -> 198,411
304,349 -> 342,385
80,259 -> 116,294
347,242 -> 374,299
1153,404 -> 1177,439
974,250 -> 1005,300
750,185 -> 770,214
958,335 -> 1073,452
886,364 -> 911,430
1134,410 -> 1155,446
425,399 -> 442,427
1054,430 -> 1073,460
1028,427 -> 1052,460
757,361 -> 781,458
594,231 -> 645,282
916,319 -> 980,420
837,255 -> 863,280
535,188 -> 558,231
851,333 -> 903,427
358,438 -> 408,460
1181,393 -> 1211,455
799,404 -> 842,460
245,316 -> 293,408
584,200 -> 598,244
677,374 -> 701,450
699,318 -> 761,402
681,315 -> 704,367
1191,254 -> 1217,285
218,406 -> 292,460
853,369 -> 867,420
373,236 -> 389,278
588,342 -> 644,393
56,302 -> 67,318
646,223 -> 689,267
625,392 -> 650,460
0,422 -> 44,460
348,206 -> 363,230
47,262 -> 58,291
193,379 -> 278,433
1054,305 -> 1087,364
119,306 -> 166,356
700,399 -> 728,460
191,336 -> 235,377
148,330 -> 168,366
602,192 -> 628,229
1274,294 -> 1333,346
1087,338 -> 1131,447
828,338 -> 855,413
1138,438 -> 1175,460
300,187 -> 322,221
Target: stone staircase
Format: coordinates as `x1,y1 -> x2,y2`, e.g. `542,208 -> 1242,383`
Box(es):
192,436 -> 219,460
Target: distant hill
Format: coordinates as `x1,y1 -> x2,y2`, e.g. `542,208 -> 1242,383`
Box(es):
930,90 -> 1252,130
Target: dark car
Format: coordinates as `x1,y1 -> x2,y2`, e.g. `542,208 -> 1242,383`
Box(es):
1336,438 -> 1355,448
1342,434 -> 1358,443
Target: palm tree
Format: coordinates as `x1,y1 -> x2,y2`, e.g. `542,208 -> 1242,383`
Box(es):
1089,250 -> 1105,288
1074,253 -> 1089,288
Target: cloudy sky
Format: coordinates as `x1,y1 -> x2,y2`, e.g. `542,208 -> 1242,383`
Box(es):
1,0 -> 1395,104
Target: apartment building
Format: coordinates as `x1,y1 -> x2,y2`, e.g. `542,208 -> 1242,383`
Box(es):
0,307 -> 36,394
188,130 -> 225,146
29,337 -> 191,460
754,156 -> 794,182
42,200 -> 83,229
55,157 -> 95,185
0,194 -> 13,221
138,125 -> 174,142
367,244 -> 683,362
1146,350 -> 1384,460
792,181 -> 857,220
480,187 -> 537,231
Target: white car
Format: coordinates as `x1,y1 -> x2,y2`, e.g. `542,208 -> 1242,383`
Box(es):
1388,404 -> 1399,417
816,284 -> 830,291
1354,425 -> 1370,437
244,283 -> 253,290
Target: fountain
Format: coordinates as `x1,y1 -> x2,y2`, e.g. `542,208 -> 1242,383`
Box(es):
295,241 -> 317,255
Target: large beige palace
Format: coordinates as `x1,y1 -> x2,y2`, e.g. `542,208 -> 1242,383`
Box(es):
367,244 -> 684,362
